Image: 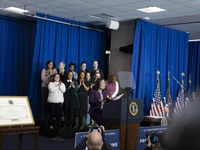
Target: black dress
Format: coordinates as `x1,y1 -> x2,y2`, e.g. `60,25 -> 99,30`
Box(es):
78,80 -> 90,116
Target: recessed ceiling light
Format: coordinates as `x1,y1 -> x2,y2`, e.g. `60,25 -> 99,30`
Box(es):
137,6 -> 166,13
4,7 -> 30,14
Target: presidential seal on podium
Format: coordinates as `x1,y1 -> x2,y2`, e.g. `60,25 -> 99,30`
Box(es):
129,101 -> 138,116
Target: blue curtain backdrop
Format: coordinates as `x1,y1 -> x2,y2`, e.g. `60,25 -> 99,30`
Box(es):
28,14 -> 106,119
131,20 -> 189,115
0,16 -> 36,95
188,41 -> 200,94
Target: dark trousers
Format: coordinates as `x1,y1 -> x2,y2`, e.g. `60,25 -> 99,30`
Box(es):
48,102 -> 63,129
78,92 -> 88,116
64,94 -> 75,127
41,87 -> 49,121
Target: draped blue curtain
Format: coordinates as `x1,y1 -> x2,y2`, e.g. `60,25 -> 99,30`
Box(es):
29,14 -> 106,119
131,20 -> 189,115
0,16 -> 36,95
188,41 -> 200,94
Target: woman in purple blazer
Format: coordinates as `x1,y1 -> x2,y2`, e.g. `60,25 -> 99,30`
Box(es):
89,78 -> 107,125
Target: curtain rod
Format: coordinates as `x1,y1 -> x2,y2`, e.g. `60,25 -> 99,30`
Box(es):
34,15 -> 104,32
189,39 -> 200,42
0,8 -> 104,32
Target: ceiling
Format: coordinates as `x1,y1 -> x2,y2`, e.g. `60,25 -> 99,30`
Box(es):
1,0 -> 200,39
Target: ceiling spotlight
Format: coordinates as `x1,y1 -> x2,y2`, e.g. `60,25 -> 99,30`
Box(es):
4,7 -> 30,14
106,19 -> 119,30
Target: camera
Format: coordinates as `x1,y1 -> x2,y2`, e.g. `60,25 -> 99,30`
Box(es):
90,124 -> 105,140
90,124 -> 101,132
146,132 -> 159,144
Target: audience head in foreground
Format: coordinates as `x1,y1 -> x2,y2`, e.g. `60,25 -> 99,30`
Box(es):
74,125 -> 112,150
86,131 -> 103,150
162,96 -> 200,150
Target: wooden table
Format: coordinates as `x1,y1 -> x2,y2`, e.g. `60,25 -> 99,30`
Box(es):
0,125 -> 39,150
140,116 -> 163,126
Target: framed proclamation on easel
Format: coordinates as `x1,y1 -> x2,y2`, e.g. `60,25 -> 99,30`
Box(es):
0,96 -> 35,127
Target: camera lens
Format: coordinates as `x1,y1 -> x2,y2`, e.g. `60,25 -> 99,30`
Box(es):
90,124 -> 100,132
150,133 -> 158,144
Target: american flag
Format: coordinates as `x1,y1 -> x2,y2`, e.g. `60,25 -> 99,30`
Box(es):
165,78 -> 172,106
174,86 -> 184,115
150,81 -> 165,117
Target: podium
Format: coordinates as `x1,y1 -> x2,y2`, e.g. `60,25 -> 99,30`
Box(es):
102,98 -> 144,150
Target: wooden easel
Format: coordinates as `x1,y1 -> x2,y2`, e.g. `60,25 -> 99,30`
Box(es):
0,125 -> 39,150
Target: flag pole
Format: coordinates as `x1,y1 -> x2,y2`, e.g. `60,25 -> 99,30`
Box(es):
167,71 -> 172,106
189,74 -> 192,86
173,76 -> 184,88
188,73 -> 192,92
181,72 -> 185,86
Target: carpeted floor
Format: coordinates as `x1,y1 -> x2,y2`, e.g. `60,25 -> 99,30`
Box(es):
2,134 -> 75,150
1,121 -> 90,150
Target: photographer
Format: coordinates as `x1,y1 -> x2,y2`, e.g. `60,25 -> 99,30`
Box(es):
74,125 -> 112,150
145,133 -> 163,150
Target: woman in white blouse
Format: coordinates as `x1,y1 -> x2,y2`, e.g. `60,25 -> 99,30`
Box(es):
47,73 -> 66,130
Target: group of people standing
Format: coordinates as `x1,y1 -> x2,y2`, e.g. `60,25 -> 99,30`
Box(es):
41,60 -> 119,131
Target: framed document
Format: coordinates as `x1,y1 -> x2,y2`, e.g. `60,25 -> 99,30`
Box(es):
0,96 -> 35,127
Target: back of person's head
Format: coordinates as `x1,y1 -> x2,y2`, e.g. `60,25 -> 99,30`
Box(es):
86,132 -> 103,150
162,98 -> 200,150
